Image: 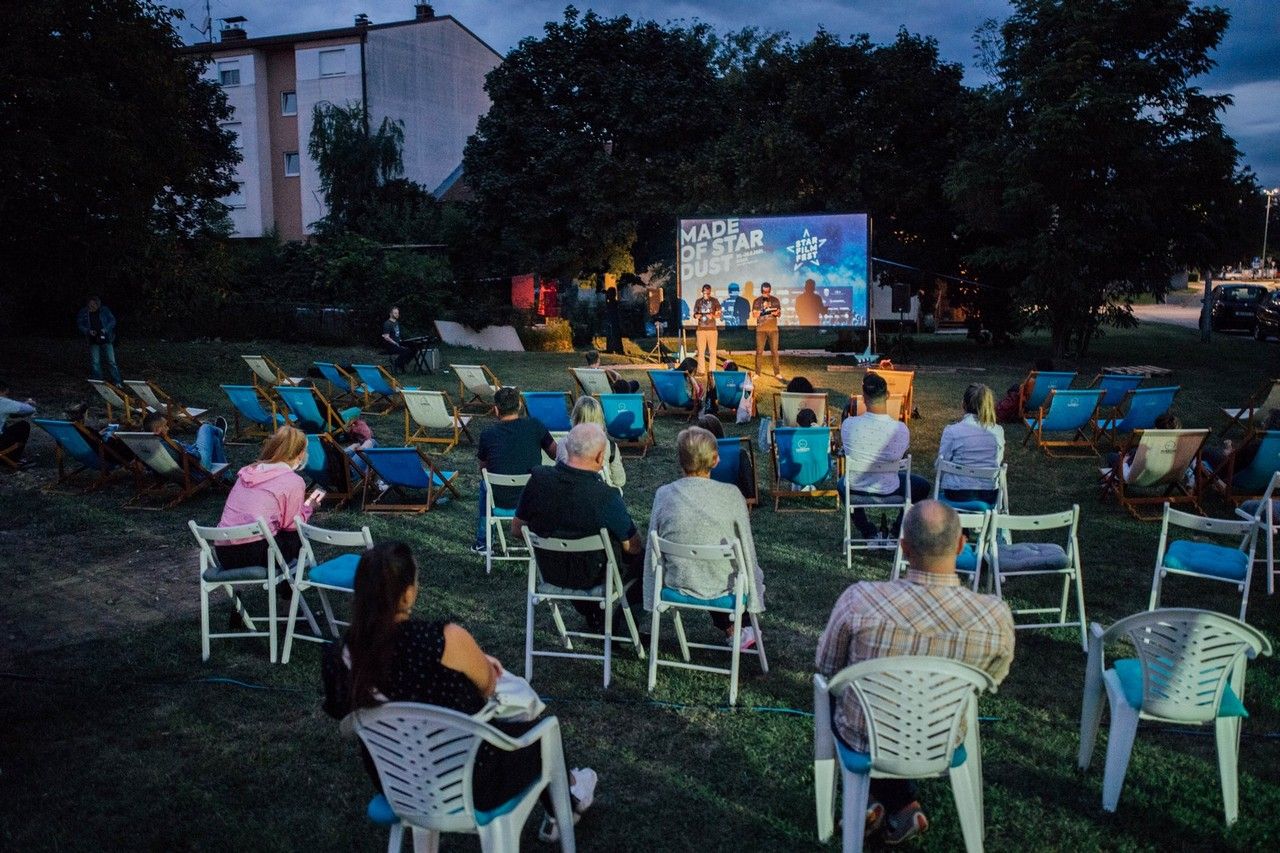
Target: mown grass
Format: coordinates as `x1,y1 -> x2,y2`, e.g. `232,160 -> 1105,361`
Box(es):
0,324 -> 1277,851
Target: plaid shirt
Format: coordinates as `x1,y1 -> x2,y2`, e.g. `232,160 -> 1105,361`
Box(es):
815,569 -> 1015,751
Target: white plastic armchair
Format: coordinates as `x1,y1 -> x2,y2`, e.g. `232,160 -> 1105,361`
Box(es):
1077,608 -> 1272,825
350,702 -> 576,852
815,657 -> 996,852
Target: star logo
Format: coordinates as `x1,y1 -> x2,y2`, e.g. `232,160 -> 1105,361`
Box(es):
786,229 -> 827,271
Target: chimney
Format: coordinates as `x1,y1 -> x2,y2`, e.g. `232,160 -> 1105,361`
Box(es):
219,15 -> 247,41
354,13 -> 370,27
415,4 -> 435,21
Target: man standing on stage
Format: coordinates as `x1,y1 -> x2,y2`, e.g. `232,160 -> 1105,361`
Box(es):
752,281 -> 782,378
692,284 -> 721,374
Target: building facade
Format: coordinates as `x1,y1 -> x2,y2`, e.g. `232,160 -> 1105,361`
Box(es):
185,5 -> 500,240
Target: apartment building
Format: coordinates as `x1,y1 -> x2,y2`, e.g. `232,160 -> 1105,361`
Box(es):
184,4 -> 501,240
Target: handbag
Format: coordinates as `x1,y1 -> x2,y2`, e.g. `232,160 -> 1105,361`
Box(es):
736,374 -> 754,424
478,671 -> 547,723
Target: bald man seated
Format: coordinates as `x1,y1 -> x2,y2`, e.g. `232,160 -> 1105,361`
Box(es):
815,500 -> 1015,845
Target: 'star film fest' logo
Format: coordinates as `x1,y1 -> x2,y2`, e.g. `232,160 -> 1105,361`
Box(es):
786,228 -> 827,272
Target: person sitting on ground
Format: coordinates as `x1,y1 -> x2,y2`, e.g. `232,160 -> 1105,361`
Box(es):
584,349 -> 639,394
840,373 -> 930,540
556,395 -> 626,490
816,500 -> 1015,845
143,411 -> 228,474
645,427 -> 766,648
321,542 -> 597,843
997,357 -> 1055,423
936,383 -> 1005,506
786,375 -> 816,394
0,380 -> 36,465
216,425 -> 318,569
473,386 -> 558,554
513,423 -> 644,630
696,412 -> 724,438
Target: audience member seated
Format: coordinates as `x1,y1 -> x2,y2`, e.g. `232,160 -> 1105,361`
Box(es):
796,407 -> 820,428
695,413 -> 724,438
216,425 -> 317,569
937,383 -> 1005,505
322,542 -> 598,843
645,427 -> 765,647
0,379 -> 36,465
997,357 -> 1054,423
1202,409 -> 1280,486
585,349 -> 639,394
675,357 -> 706,409
556,395 -> 626,490
337,416 -> 377,473
840,373 -> 930,539
816,501 -> 1015,844
786,375 -> 816,394
1104,413 -> 1182,479
473,387 -> 559,553
143,411 -> 227,474
513,423 -> 644,629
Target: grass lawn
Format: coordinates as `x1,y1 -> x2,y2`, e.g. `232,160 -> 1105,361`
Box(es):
1,323 -> 1277,851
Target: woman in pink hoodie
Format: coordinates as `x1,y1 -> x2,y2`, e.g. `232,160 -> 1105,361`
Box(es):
216,426 -> 319,569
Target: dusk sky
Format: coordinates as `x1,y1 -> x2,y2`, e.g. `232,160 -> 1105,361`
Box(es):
173,1 -> 1280,187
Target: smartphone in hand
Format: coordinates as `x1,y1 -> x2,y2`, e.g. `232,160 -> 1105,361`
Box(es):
306,488 -> 326,506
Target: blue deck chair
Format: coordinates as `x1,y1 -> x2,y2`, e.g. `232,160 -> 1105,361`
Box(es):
302,433 -> 366,509
599,393 -> 655,456
275,385 -> 361,435
1019,371 -> 1077,418
521,391 -> 573,432
712,371 -> 747,411
1216,431 -> 1280,506
1092,373 -> 1144,411
34,418 -> 127,493
358,446 -> 460,513
648,370 -> 696,417
221,384 -> 291,442
314,362 -> 366,407
1023,388 -> 1105,457
1096,386 -> 1180,444
351,363 -> 418,414
770,426 -> 837,510
710,436 -> 758,507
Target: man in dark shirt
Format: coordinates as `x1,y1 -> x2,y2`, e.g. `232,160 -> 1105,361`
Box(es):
473,386 -> 558,551
75,296 -> 123,385
692,284 -> 722,375
513,423 -> 644,626
752,281 -> 783,377
381,306 -> 419,372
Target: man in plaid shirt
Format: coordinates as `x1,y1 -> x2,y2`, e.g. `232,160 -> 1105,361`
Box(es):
816,500 -> 1015,844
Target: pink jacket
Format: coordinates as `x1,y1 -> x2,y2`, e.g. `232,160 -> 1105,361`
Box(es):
218,462 -> 313,544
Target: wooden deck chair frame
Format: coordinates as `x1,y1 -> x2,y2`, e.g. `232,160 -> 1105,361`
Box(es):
570,367 -> 614,398
275,384 -> 359,435
88,379 -> 144,427
990,506 -> 1088,650
1023,388 -> 1105,457
115,431 -> 230,509
892,510 -> 992,592
357,446 -> 460,514
452,364 -> 503,413
281,518 -> 373,664
0,442 -> 21,471
302,432 -> 367,509
646,528 -> 768,706
1100,428 -> 1207,520
1150,503 -> 1259,621
35,418 -> 130,494
648,370 -> 698,419
350,363 -> 413,415
598,394 -> 656,457
1210,430 -> 1280,507
123,379 -> 208,429
483,470 -> 530,575
842,455 -> 912,563
771,426 -> 839,512
521,527 -> 646,689
242,354 -> 303,396
189,517 -> 291,663
774,391 -> 831,427
1235,472 -> 1279,596
313,362 -> 363,408
866,367 -> 915,423
1017,370 -> 1077,420
221,384 -> 284,443
1219,378 -> 1280,439
403,389 -> 473,452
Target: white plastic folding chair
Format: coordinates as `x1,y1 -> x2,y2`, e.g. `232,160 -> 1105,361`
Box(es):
350,702 -> 577,852
989,507 -> 1088,651
1150,503 -> 1259,621
814,656 -> 996,852
932,460 -> 1010,515
402,389 -> 473,452
522,527 -> 645,688
482,470 -> 530,575
282,518 -> 374,664
646,528 -> 769,706
1077,608 -> 1272,826
1236,471 -> 1279,594
842,456 -> 912,566
892,510 -> 992,592
189,517 -> 292,664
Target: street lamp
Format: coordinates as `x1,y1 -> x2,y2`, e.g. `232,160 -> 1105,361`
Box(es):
1264,188 -> 1280,278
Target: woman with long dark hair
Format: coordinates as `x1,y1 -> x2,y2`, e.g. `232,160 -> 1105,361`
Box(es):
322,543 -> 597,842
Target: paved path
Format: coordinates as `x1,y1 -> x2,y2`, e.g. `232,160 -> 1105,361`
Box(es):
1132,301 -> 1204,329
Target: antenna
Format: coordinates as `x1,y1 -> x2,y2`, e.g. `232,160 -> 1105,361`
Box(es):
189,0 -> 214,42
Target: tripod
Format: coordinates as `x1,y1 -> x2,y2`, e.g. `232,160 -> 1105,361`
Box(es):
645,320 -> 670,362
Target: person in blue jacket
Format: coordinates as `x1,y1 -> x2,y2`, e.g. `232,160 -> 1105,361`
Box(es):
76,296 -> 122,384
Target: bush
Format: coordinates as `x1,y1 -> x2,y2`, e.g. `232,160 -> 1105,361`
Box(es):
516,317 -> 573,352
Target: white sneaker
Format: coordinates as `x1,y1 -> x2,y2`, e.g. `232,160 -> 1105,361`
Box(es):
738,626 -> 758,650
537,768 -> 597,843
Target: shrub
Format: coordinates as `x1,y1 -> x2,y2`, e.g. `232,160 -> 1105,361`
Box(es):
517,317 -> 573,352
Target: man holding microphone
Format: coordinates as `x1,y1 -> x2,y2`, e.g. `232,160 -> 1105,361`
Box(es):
752,281 -> 782,378
692,283 -> 721,375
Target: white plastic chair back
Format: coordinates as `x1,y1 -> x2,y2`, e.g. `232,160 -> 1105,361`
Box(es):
1153,504 -> 1258,619
124,380 -> 164,413
893,510 -> 991,586
778,391 -> 828,426
190,517 -> 277,563
572,368 -> 614,396
932,460 -> 1010,511
297,518 -> 374,555
1125,429 -> 1207,488
1237,472 -> 1279,595
189,516 -> 286,662
483,470 -> 531,574
403,389 -> 459,430
649,532 -> 755,603
88,379 -> 128,409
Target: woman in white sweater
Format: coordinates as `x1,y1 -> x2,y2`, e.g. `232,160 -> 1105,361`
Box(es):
556,395 -> 626,490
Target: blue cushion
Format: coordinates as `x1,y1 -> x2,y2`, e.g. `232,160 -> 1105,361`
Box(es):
956,544 -> 978,574
1240,499 -> 1279,519
942,498 -> 995,513
996,542 -> 1069,572
1163,540 -> 1249,581
660,587 -> 743,609
474,782 -> 539,826
367,794 -> 397,826
339,406 -> 362,423
308,553 -> 361,589
836,738 -> 967,774
1112,658 -> 1247,717
491,506 -> 516,518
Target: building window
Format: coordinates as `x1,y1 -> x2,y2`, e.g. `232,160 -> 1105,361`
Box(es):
218,60 -> 241,87
224,183 -> 245,208
281,91 -> 297,116
221,121 -> 242,149
283,152 -> 300,177
319,49 -> 345,77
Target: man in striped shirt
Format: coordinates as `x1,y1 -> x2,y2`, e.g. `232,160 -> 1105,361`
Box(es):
816,500 -> 1015,844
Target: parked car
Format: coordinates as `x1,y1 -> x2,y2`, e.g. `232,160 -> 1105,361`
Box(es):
1210,284 -> 1266,332
1255,288 -> 1280,341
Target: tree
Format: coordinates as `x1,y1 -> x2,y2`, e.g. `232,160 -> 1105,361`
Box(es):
0,0 -> 239,328
307,102 -> 412,236
947,0 -> 1252,357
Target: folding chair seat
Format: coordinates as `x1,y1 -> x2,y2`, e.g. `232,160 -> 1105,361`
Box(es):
34,418 -> 128,493
521,391 -> 573,432
452,364 -> 503,413
815,657 -> 996,852
842,456 -> 911,563
123,380 -> 208,429
1211,430 -> 1280,507
1236,471 -> 1279,595
1095,386 -> 1180,445
275,384 -> 361,435
646,530 -> 767,706
521,527 -> 646,688
114,431 -> 231,509
598,393 -> 654,457
222,384 -> 291,442
359,446 -> 459,513
845,393 -> 906,422
932,459 -> 1009,514
866,367 -> 915,422
1150,503 -> 1259,620
350,702 -> 577,853
281,518 -> 374,663
1077,609 -> 1272,826
301,432 -> 366,508
710,371 -> 747,411
1100,428 -> 1206,520
710,436 -> 758,507
314,362 -> 366,407
648,370 -> 696,417
893,510 -> 992,591
189,517 -> 292,663
774,391 -> 829,427
990,506 -> 1087,650
1023,388 -> 1105,457
1018,370 -> 1076,418
772,426 -> 838,512
242,354 -> 304,396
482,470 -> 530,574
570,366 -> 614,397
1219,378 -> 1280,439
351,364 -> 417,415
88,379 -> 144,427
402,389 -> 473,452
